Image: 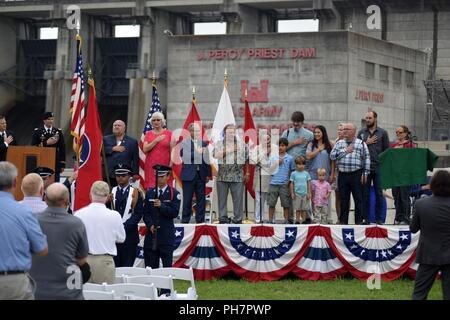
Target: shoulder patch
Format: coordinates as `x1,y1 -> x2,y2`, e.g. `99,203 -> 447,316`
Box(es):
176,193 -> 181,200
34,128 -> 39,131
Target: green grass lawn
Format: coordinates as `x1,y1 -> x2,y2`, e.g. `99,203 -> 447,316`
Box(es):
174,277 -> 444,300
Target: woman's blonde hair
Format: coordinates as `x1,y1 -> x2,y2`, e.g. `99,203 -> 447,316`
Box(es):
150,111 -> 166,127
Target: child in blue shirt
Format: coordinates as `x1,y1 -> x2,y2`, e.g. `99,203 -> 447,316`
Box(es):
267,138 -> 295,224
290,156 -> 312,224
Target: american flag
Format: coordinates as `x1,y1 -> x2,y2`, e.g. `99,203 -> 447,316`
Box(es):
138,84 -> 162,191
69,34 -> 86,158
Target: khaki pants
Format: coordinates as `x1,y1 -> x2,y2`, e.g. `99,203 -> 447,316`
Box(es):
314,206 -> 329,224
86,255 -> 115,284
0,273 -> 34,300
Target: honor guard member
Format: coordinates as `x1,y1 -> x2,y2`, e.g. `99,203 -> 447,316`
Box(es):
34,166 -> 55,191
109,164 -> 143,267
31,112 -> 66,182
143,164 -> 180,269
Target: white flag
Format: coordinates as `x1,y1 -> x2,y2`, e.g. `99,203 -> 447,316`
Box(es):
208,85 -> 236,172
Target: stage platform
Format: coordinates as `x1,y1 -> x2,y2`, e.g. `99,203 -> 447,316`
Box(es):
134,224 -> 418,282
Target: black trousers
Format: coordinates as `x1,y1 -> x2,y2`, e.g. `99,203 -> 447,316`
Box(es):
143,245 -> 173,269
114,243 -> 137,267
413,263 -> 450,300
392,186 -> 411,223
182,173 -> 206,223
338,170 -> 363,224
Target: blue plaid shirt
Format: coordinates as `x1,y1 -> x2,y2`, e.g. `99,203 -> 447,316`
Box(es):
330,138 -> 370,176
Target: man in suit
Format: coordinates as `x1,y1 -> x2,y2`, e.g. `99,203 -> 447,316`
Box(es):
143,165 -> 180,269
31,112 -> 66,182
103,120 -> 139,188
180,122 -> 211,223
410,170 -> 450,300
108,163 -> 143,267
0,115 -> 17,162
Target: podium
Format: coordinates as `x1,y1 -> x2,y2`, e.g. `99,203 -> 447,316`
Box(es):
6,146 -> 55,201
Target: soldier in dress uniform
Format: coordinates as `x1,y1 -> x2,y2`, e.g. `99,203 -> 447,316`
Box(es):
31,112 -> 66,182
108,163 -> 143,267
143,164 -> 181,269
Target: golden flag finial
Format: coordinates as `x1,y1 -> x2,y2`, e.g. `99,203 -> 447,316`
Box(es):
151,71 -> 157,86
192,86 -> 196,100
224,69 -> 228,88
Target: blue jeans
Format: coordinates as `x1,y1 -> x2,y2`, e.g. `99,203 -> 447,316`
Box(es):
363,168 -> 383,222
338,170 -> 363,224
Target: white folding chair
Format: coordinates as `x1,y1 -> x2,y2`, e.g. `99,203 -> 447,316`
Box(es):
124,275 -> 176,299
83,290 -> 115,300
147,267 -> 197,300
205,178 -> 215,223
83,283 -> 104,291
103,283 -> 157,300
115,267 -> 150,277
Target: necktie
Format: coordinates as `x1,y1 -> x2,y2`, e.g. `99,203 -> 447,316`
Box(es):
159,189 -> 163,198
1,132 -> 4,139
47,129 -> 51,135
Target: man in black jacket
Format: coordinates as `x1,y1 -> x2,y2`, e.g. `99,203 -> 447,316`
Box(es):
103,120 -> 139,188
410,170 -> 450,300
0,115 -> 17,162
31,112 -> 66,182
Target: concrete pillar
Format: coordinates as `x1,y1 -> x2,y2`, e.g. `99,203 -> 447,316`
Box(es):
0,17 -> 18,114
127,9 -> 190,138
223,3 -> 261,34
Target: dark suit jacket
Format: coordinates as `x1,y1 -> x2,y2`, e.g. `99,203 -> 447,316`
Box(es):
180,139 -> 211,182
0,130 -> 17,161
109,185 -> 143,245
143,186 -> 180,247
103,134 -> 139,177
410,195 -> 450,265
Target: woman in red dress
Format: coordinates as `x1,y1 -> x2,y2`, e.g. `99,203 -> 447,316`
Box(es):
143,112 -> 173,189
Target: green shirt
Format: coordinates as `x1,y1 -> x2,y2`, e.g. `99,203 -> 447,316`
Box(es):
379,148 -> 438,189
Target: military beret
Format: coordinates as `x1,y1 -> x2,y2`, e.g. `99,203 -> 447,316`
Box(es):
42,112 -> 54,120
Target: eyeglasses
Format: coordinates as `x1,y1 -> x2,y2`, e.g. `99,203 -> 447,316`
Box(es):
396,131 -> 405,134
152,119 -> 162,122
342,128 -> 352,131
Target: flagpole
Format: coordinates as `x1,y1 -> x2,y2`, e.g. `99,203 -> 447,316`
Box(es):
88,66 -> 111,195
243,88 -> 250,224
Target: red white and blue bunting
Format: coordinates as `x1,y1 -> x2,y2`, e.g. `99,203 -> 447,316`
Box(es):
134,224 -> 419,282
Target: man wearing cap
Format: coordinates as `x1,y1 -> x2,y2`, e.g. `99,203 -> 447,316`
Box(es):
143,164 -> 180,269
0,115 -> 17,162
31,112 -> 66,182
33,167 -> 55,190
103,120 -> 139,188
108,163 -> 143,267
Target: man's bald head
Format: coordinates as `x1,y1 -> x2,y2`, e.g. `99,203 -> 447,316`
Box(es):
112,120 -> 126,136
21,173 -> 44,197
45,183 -> 69,208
